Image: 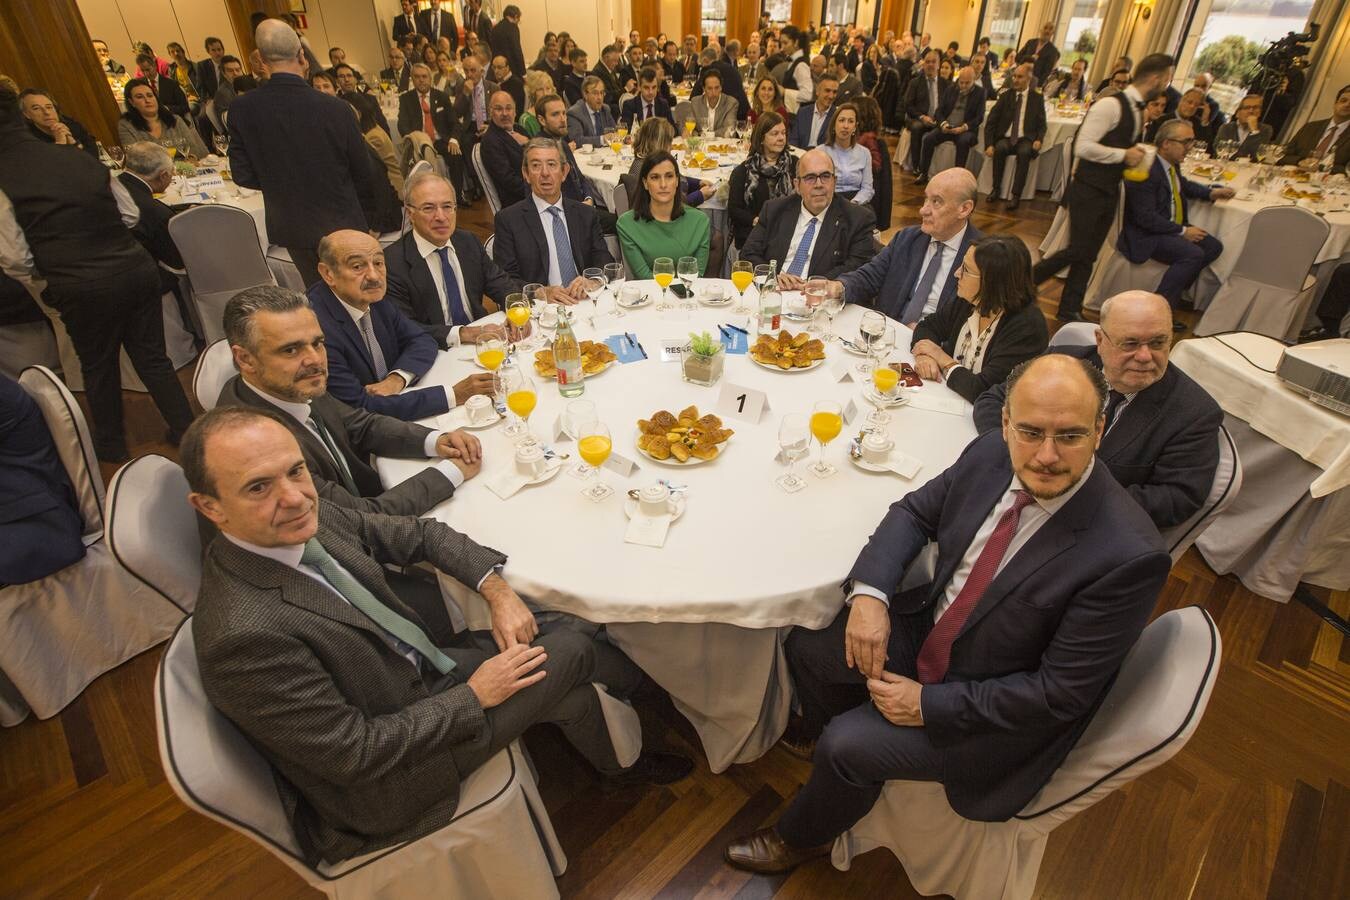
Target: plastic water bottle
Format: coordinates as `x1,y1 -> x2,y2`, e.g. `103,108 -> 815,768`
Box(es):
758,275 -> 781,337
553,307 -> 585,397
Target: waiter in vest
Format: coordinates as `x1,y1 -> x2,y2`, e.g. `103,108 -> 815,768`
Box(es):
1032,53 -> 1175,322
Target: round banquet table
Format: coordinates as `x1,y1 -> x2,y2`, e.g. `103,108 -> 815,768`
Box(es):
572,143 -> 742,216
375,285 -> 977,771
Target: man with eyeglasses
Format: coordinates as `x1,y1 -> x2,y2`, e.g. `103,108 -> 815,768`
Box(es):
479,90 -> 530,208
726,353 -> 1170,874
1118,119 -> 1232,327
974,290 -> 1222,529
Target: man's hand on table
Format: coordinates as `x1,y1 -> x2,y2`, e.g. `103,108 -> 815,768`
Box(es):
1210,187 -> 1235,201
480,572 -> 540,650
460,323 -> 507,344
845,595 -> 891,680
453,372 -> 496,405
365,372 -> 407,396
777,272 -> 807,291
868,672 -> 924,726
550,281 -> 587,304
436,429 -> 482,463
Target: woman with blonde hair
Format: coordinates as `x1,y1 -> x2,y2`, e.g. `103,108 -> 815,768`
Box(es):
518,70 -> 555,134
821,101 -> 873,204
433,51 -> 461,94
628,116 -> 710,205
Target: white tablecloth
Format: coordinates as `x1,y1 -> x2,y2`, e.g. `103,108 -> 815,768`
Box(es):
573,145 -> 742,213
375,287 -> 977,769
960,101 -> 1083,196
162,177 -> 270,249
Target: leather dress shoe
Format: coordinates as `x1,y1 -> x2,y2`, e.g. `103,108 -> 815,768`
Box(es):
1172,319 -> 1188,333
725,827 -> 831,874
778,721 -> 816,760
601,751 -> 693,791
1006,198 -> 1021,212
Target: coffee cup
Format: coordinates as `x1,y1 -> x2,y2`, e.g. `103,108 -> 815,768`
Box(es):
638,483 -> 672,516
861,432 -> 893,464
620,285 -> 643,307
464,394 -> 495,424
539,303 -> 559,328
704,283 -> 726,304
515,444 -> 547,477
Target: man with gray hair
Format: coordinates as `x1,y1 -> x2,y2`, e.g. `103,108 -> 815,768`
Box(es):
226,18 -> 379,286
566,75 -> 617,148
118,141 -> 185,293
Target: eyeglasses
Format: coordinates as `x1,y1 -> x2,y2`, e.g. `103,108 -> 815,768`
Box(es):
798,172 -> 835,184
1010,425 -> 1093,448
408,202 -> 457,215
959,265 -> 980,279
1166,137 -> 1196,147
1101,330 -> 1169,353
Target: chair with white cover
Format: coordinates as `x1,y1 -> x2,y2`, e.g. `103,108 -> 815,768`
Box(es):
1047,320 -> 1098,349
471,143 -> 503,215
832,605 -> 1221,900
106,454 -> 202,613
976,149 -> 1039,201
484,234 -> 495,259
0,367 -> 183,726
155,618 -> 569,899
1195,206 -> 1328,340
1090,250 -> 1171,309
0,320 -> 58,379
170,205 -> 277,343
192,339 -> 236,410
1158,425 -> 1242,563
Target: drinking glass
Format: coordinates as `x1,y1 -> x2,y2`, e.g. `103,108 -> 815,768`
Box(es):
731,260 -> 754,313
684,118 -> 696,136
106,145 -> 125,168
803,279 -> 827,334
521,283 -> 546,349
735,119 -> 748,140
605,130 -> 621,156
753,263 -> 773,296
776,414 -> 810,493
475,335 -> 506,371
821,292 -> 845,342
858,310 -> 886,375
677,256 -> 699,308
653,257 -> 675,310
562,399 -> 598,477
578,423 -> 615,501
615,124 -> 629,142
809,401 -> 842,478
505,293 -> 532,354
603,262 -> 626,317
501,363 -> 537,443
582,267 -> 607,317
212,135 -> 228,157
869,363 -> 900,425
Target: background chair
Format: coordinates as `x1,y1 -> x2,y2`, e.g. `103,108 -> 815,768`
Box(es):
1090,252 -> 1171,309
0,320 -> 58,379
105,454 -> 201,614
1195,206 -> 1328,340
832,606 -> 1222,900
1158,425 -> 1243,562
0,367 -> 183,726
192,339 -> 236,411
1047,320 -> 1098,349
170,205 -> 277,343
471,143 -> 503,215
483,234 -> 495,259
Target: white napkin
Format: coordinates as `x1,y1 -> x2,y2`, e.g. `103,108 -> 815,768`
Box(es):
485,459 -> 561,499
439,406 -> 497,431
906,390 -> 967,416
880,450 -> 923,479
625,510 -> 672,547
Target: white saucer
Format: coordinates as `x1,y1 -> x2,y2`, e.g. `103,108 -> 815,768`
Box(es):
624,495 -> 687,520
459,411 -> 502,429
516,461 -> 563,486
839,339 -> 872,356
618,294 -> 652,309
699,293 -> 733,307
862,388 -> 911,408
850,453 -> 897,474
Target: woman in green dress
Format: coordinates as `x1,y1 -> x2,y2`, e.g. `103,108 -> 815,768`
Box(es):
616,151 -> 710,278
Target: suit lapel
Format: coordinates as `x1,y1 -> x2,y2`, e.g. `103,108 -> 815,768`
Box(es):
317,285 -> 376,380
564,202 -> 588,271
522,203 -> 550,278
810,201 -> 842,273
318,521 -> 434,633
403,235 -> 443,326
1102,370 -> 1170,460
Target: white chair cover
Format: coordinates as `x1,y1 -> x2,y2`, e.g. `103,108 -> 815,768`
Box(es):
192,339 -> 236,410
169,205 -> 277,343
0,321 -> 58,379
0,367 -> 183,725
105,454 -> 200,614
1039,187 -> 1125,314
471,143 -> 503,215
832,606 -> 1222,900
266,245 -> 307,292
483,234 -> 495,259
155,619 -> 567,899
1049,140 -> 1074,202
1047,321 -> 1097,349
1159,425 -> 1243,563
976,150 -> 1040,200
1090,251 -> 1170,308
1195,206 -> 1328,340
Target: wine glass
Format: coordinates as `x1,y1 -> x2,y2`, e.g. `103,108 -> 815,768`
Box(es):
753,263 -> 773,296
809,401 -> 842,478
820,292 -> 845,342
581,267 -> 607,317
578,422 -> 614,501
562,399 -> 598,477
106,145 -> 125,168
475,334 -> 506,371
731,260 -> 754,313
603,262 -> 625,317
684,118 -> 696,137
775,414 -> 810,493
212,134 -> 228,157
677,256 -> 699,309
604,130 -> 621,156
653,257 -> 675,310
803,278 -> 827,334
505,293 -> 532,355
869,362 -> 900,425
858,310 -> 886,375
500,363 -> 537,443
520,283 -> 546,349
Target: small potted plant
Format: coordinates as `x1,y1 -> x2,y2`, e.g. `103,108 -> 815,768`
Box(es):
682,330 -> 724,386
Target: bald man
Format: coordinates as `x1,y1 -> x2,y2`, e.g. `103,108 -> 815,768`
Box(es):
973,291 -> 1222,529
479,89 -> 530,207
917,65 -> 985,181
727,354 -> 1170,873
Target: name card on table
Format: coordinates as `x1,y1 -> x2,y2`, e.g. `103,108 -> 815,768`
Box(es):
716,382 -> 770,423
841,397 -> 862,424
603,451 -> 638,477
660,339 -> 690,362
550,414 -> 570,442
830,358 -> 855,382
184,173 -> 224,199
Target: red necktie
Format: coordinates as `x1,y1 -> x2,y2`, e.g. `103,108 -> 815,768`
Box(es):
916,490 -> 1036,684
1314,124 -> 1338,158
421,92 -> 437,140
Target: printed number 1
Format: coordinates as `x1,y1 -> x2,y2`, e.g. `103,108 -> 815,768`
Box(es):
736,393 -> 747,413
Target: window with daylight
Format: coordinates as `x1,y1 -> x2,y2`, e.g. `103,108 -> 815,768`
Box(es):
1057,0 -> 1110,70
981,0 -> 1031,60
762,0 -> 792,23
702,0 -> 728,36
823,0 -> 859,28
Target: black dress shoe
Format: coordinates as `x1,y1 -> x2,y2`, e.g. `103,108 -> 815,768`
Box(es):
725,827 -> 831,874
601,751 -> 693,791
1006,198 -> 1021,212
913,173 -> 928,185
1057,310 -> 1084,323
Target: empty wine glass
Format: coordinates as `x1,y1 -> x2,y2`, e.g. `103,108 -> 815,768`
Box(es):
821,292 -> 845,342
582,267 -> 606,317
858,310 -> 886,375
803,278 -> 827,334
677,256 -> 699,309
603,262 -> 625,317
776,414 -> 810,493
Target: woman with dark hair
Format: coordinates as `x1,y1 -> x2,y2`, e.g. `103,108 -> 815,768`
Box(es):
616,151 -> 711,278
117,78 -> 207,157
345,94 -> 403,196
434,51 -> 462,94
728,111 -> 796,247
859,42 -> 881,94
748,76 -> 789,125
821,101 -> 873,204
909,235 -> 1050,401
938,58 -> 955,83
628,116 -> 710,206
853,95 -> 892,229
420,44 -> 439,71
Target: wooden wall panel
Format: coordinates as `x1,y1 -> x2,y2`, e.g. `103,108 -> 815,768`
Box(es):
879,0 -> 914,38
631,0 -> 662,43
790,0 -> 814,29
681,0 -> 700,42
726,0 -> 759,44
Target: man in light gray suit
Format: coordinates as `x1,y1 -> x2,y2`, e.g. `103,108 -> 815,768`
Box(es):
188,404 -> 693,865
566,75 -> 617,147
689,68 -> 739,137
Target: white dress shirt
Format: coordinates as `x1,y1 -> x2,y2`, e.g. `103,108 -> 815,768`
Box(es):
808,104 -> 831,148
413,229 -> 474,349
784,204 -> 824,272
247,381 -> 464,488
1314,119 -> 1349,156
853,458 -> 1096,620
917,223 -> 968,316
334,295 -> 425,399
532,192 -> 571,286
1003,90 -> 1028,140
789,51 -> 813,103
1076,85 -> 1144,165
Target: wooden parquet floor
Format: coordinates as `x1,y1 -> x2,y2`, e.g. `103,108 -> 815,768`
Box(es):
3,168 -> 1346,900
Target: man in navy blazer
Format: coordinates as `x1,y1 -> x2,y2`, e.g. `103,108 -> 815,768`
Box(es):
726,355 -> 1170,873
620,70 -> 674,129
1119,120 -> 1232,318
416,0 -> 457,52
974,291 -> 1222,529
790,74 -> 837,149
917,66 -> 985,180
385,170 -> 519,351
492,138 -> 613,301
480,90 -> 530,208
566,78 -> 618,148
825,168 -> 980,324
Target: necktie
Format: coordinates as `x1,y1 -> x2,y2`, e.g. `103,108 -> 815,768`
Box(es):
1011,93 -> 1022,140
787,217 -> 818,276
646,101 -> 653,120
358,312 -> 389,379
592,110 -> 600,134
300,538 -> 456,675
307,415 -> 360,494
1314,124 -> 1338,158
432,13 -> 440,41
435,246 -> 470,326
1169,166 -> 1184,225
916,490 -> 1036,683
420,92 -> 437,140
547,206 -> 580,283
1104,390 -> 1128,435
900,239 -> 945,324
928,77 -> 937,115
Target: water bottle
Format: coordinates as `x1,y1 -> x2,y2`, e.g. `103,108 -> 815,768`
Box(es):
758,285 -> 782,337
553,307 -> 585,397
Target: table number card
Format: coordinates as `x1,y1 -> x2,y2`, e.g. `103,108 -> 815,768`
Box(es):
550,414 -> 570,442
841,397 -> 862,424
716,382 -> 770,423
830,359 -> 855,382
603,451 -> 638,477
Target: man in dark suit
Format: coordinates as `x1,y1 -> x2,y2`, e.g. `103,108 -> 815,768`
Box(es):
493,138 -> 613,300
492,54 -> 526,116
466,0 -> 493,51
479,90 -> 530,207
726,355 -> 1170,873
567,77 -> 618,147
385,170 -> 520,349
531,43 -> 568,97
1119,119 -> 1232,319
904,50 -> 950,172
417,0 -> 458,52
917,66 -> 985,182
119,141 -> 187,295
617,45 -> 647,97
391,0 -> 418,44
621,69 -> 675,128
0,373 -> 86,585
187,405 -> 690,865
983,63 -> 1047,209
592,44 -> 624,115
228,20 -> 377,287
689,44 -> 749,118
217,285 -> 478,517
1214,93 -> 1273,159
791,73 -> 837,149
380,47 -> 414,92
826,168 -> 980,324
195,36 -> 226,102
1017,22 -> 1060,85
537,95 -> 614,224
741,148 -> 875,287
562,48 -> 590,106
1279,84 -> 1350,168
334,63 -> 391,136
491,5 -> 526,78
19,89 -> 100,158
975,291 -> 1221,528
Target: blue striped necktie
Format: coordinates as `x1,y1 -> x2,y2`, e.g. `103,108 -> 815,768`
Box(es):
787,217 -> 818,277
547,206 -> 580,283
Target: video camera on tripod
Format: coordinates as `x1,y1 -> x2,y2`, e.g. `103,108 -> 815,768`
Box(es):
1251,23 -> 1320,93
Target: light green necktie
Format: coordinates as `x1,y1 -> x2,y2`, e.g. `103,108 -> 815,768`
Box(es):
301,538 -> 456,674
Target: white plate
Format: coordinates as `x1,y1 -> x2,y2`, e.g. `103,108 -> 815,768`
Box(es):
850,453 -> 900,474
634,430 -> 726,466
839,338 -> 873,356
534,358 -> 616,380
862,387 -> 911,408
698,293 -> 734,307
750,353 -> 826,373
518,462 -> 563,487
617,293 -> 652,309
456,410 -> 502,430
624,495 -> 687,521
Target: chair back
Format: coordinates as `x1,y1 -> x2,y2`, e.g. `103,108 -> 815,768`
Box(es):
203,100 -> 223,136
1159,425 -> 1242,562
484,234 -> 496,258
1048,321 -> 1098,349
673,100 -> 694,127
870,138 -> 893,231
192,339 -> 237,410
471,143 -> 503,215
169,206 -> 276,342
616,173 -> 637,214
1229,206 -> 1328,290
1016,606 -> 1221,830
18,365 -> 104,539
106,454 -> 200,613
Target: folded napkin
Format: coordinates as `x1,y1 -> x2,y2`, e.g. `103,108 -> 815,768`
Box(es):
485,458 -> 562,499
879,450 -> 923,479
438,406 -> 498,431
906,390 -> 967,416
625,509 -> 673,547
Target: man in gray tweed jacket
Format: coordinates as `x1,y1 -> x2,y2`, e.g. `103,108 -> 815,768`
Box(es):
185,405 -> 691,865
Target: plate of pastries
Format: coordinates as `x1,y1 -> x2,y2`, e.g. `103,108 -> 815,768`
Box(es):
1281,184 -> 1323,201
635,405 -> 734,465
533,341 -> 617,379
749,330 -> 827,371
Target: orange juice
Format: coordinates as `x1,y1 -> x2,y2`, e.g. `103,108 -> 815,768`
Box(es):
609,140 -> 622,154
653,272 -> 674,289
477,348 -> 505,370
506,306 -> 531,328
730,270 -> 754,293
810,412 -> 842,444
616,126 -> 628,140
684,119 -> 696,135
1221,169 -> 1236,182
578,434 -> 612,467
506,390 -> 536,419
873,367 -> 899,394
166,146 -> 178,159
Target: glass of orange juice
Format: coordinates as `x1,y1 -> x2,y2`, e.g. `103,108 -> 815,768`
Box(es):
809,401 -> 842,478
652,257 -> 675,311
684,118 -> 696,136
476,335 -> 505,371
501,363 -> 537,441
505,293 -> 532,351
578,423 -> 614,501
870,364 -> 900,425
616,125 -> 628,142
730,260 -> 754,313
